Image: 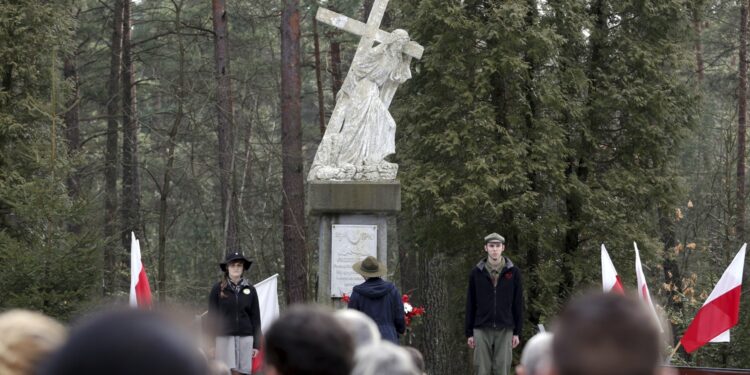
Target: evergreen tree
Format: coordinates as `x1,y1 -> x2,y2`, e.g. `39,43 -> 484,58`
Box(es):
394,0 -> 697,372
0,0 -> 99,320
394,0 -> 568,372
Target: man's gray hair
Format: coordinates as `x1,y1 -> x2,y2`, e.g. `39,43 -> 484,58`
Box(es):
351,341 -> 420,375
520,332 -> 554,375
333,309 -> 381,349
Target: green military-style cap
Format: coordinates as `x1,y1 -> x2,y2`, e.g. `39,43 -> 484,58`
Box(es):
484,232 -> 505,244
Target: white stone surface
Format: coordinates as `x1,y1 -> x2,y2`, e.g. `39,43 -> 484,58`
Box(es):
309,2 -> 423,181
330,224 -> 378,297
332,15 -> 348,28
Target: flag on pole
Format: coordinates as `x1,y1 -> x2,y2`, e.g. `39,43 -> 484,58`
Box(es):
129,232 -> 152,308
680,244 -> 746,353
601,244 -> 625,294
254,273 -> 280,333
634,242 -> 664,332
252,274 -> 279,373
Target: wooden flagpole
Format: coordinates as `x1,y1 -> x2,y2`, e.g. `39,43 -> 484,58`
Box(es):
668,341 -> 682,362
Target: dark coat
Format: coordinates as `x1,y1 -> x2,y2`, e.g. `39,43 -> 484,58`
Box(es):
348,277 -> 406,344
208,279 -> 261,349
465,257 -> 524,337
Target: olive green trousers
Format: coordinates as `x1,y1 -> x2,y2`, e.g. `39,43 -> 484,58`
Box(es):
473,328 -> 513,375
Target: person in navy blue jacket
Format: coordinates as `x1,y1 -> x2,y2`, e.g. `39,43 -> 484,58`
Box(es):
465,233 -> 524,375
347,256 -> 406,344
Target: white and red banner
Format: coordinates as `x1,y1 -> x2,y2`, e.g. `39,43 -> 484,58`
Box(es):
601,244 -> 624,294
680,244 -> 746,353
129,232 -> 152,309
634,242 -> 663,332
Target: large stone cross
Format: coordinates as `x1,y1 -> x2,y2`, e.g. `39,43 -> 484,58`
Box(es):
317,0 -> 424,110
310,0 -> 423,181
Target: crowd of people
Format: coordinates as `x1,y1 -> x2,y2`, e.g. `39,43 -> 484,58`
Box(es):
0,291 -> 673,375
0,235 -> 674,375
0,303 -> 426,375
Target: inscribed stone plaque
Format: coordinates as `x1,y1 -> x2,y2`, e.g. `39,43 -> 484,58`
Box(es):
331,224 -> 378,297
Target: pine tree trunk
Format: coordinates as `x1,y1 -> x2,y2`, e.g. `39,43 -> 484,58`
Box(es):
157,126 -> 177,302
659,209 -> 683,346
328,4 -> 342,100
281,0 -> 308,304
157,3 -> 186,303
738,0 -> 747,242
560,0 -> 606,299
312,15 -> 326,135
693,3 -> 705,83
329,40 -> 342,97
561,177 -> 581,299
522,0 -> 542,326
121,0 -> 141,250
418,254 -> 465,375
63,52 -> 81,234
238,115 -> 253,210
212,0 -> 239,254
104,0 -> 123,295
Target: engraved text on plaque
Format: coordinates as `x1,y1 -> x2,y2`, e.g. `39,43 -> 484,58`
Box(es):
330,224 -> 378,297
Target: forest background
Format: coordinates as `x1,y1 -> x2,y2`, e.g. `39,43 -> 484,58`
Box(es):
2,0 -> 750,373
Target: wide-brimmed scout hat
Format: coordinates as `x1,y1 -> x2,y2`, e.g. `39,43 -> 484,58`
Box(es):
352,256 -> 386,278
484,233 -> 505,244
219,251 -> 253,272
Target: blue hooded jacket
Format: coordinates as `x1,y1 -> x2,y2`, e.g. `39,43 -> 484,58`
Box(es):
348,277 -> 406,344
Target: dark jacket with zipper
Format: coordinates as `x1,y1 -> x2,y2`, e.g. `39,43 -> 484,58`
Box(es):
208,279 -> 261,349
348,277 -> 406,344
465,257 -> 523,337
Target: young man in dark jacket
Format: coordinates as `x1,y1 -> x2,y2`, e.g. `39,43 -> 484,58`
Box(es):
348,256 -> 406,344
465,233 -> 524,375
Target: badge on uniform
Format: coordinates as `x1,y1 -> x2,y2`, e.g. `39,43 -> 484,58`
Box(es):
243,288 -> 250,295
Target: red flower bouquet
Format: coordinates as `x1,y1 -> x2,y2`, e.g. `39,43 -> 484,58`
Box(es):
402,293 -> 426,326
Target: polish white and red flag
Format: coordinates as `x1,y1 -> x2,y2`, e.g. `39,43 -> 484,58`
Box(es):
680,244 -> 746,353
129,232 -> 152,309
634,242 -> 664,332
601,244 -> 625,294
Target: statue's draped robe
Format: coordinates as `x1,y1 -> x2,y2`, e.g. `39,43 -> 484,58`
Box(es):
333,42 -> 412,167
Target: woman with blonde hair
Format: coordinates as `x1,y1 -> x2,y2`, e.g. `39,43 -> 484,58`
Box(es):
0,309 -> 66,375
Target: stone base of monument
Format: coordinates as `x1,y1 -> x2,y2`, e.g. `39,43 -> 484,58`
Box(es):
308,180 -> 400,213
308,181 -> 400,306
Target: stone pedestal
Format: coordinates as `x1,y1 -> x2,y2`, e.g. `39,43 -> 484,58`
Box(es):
309,181 -> 400,305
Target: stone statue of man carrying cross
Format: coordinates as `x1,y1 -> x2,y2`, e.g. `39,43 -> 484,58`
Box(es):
308,0 -> 424,181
